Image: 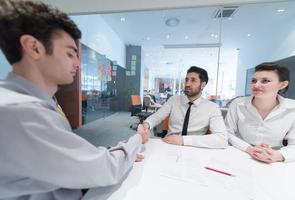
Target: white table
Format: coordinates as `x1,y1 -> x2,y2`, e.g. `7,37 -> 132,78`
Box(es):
83,139 -> 295,200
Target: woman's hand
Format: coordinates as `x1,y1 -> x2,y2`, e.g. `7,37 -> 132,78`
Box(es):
246,144 -> 284,163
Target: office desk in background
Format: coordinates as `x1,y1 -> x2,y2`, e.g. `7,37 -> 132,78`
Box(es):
83,139 -> 295,200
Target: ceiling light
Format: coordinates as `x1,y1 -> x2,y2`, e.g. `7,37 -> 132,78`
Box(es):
120,17 -> 126,22
185,35 -> 189,40
165,18 -> 180,27
247,33 -> 251,37
210,33 -> 218,38
166,34 -> 170,39
277,8 -> 285,13
146,37 -> 150,41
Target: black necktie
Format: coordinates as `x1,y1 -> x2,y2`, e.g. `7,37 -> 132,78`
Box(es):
182,102 -> 193,135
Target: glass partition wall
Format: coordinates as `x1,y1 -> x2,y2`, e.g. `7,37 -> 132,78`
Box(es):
80,44 -> 116,124
70,0 -> 295,124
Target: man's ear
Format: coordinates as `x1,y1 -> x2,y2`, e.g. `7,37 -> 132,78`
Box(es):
19,35 -> 45,60
201,82 -> 207,89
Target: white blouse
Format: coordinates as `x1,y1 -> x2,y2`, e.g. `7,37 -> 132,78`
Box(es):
225,95 -> 295,162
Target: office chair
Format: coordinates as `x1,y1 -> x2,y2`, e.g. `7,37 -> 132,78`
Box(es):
160,116 -> 169,137
130,95 -> 153,129
143,95 -> 161,112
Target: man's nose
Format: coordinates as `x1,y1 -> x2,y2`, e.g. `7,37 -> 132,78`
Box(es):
74,58 -> 80,70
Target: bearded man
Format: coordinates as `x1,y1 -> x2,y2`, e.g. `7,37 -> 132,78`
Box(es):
142,66 -> 228,148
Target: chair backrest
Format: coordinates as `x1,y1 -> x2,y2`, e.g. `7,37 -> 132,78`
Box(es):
130,95 -> 142,116
162,116 -> 169,132
131,95 -> 141,106
143,96 -> 151,107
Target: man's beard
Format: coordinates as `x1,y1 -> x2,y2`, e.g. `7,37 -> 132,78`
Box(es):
184,86 -> 202,98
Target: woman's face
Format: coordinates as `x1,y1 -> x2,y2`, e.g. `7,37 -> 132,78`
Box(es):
251,70 -> 288,98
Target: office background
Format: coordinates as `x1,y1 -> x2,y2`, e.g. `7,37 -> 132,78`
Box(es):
1,0 -> 294,128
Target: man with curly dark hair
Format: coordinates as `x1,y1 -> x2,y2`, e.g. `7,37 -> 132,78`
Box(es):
0,1 -> 149,199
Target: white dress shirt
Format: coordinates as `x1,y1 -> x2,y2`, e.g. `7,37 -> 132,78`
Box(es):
0,73 -> 143,200
225,95 -> 295,162
145,95 -> 228,148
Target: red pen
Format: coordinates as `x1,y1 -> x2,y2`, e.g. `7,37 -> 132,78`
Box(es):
204,167 -> 235,177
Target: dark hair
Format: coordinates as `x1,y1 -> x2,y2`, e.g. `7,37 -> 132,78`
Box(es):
255,62 -> 289,93
0,0 -> 81,64
187,66 -> 209,83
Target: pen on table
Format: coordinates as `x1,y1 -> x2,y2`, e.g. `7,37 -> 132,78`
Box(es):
204,167 -> 235,177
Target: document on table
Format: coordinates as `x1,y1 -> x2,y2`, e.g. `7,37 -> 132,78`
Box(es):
152,149 -> 207,186
203,155 -> 255,199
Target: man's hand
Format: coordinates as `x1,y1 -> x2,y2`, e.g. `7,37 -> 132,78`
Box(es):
142,122 -> 150,132
135,154 -> 144,162
162,135 -> 183,145
137,124 -> 150,144
246,144 -> 284,163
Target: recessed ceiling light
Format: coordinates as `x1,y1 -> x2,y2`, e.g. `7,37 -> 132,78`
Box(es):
165,18 -> 180,27
185,35 -> 189,40
277,8 -> 285,13
146,53 -> 150,57
146,37 -> 150,41
210,33 -> 218,38
228,17 -> 232,20
120,17 -> 126,22
166,34 -> 170,39
247,33 -> 251,37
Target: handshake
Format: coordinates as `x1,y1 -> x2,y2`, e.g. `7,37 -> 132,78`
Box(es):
137,122 -> 151,144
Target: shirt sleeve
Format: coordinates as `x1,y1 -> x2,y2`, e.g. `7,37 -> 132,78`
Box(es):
279,121 -> 295,162
144,97 -> 173,129
0,103 -> 143,189
183,104 -> 228,149
225,100 -> 251,151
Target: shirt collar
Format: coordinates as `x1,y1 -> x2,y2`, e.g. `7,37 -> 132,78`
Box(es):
182,95 -> 203,106
276,95 -> 295,109
246,95 -> 289,112
3,72 -> 56,107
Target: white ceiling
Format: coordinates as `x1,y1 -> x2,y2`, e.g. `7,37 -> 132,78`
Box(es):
42,0 -> 285,14
40,0 -> 295,79
97,1 -> 295,78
